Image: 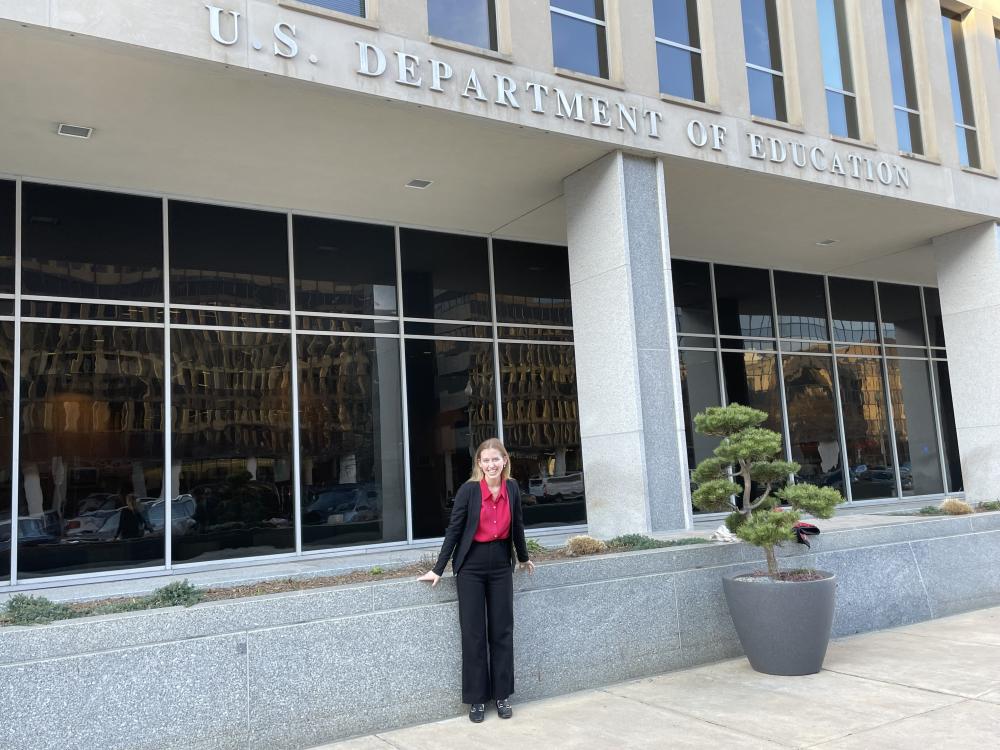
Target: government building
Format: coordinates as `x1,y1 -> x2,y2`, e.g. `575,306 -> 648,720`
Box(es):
1,0 -> 998,589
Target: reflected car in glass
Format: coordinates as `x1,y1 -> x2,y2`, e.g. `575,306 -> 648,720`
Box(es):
303,484 -> 381,526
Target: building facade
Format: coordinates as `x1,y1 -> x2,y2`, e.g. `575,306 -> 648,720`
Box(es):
0,0 -> 998,588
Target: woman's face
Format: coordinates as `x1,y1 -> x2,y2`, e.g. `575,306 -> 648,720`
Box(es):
478,448 -> 505,481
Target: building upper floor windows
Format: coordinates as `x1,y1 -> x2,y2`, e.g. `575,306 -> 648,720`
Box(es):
428,0 -> 498,51
742,0 -> 787,121
653,0 -> 705,102
817,0 -> 859,140
293,0 -> 366,17
881,0 -> 923,155
941,8 -> 979,169
550,1 -> 609,79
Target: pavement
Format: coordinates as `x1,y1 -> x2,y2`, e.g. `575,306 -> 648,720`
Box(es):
313,605 -> 1000,749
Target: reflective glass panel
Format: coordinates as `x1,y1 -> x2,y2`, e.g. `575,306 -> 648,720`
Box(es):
500,343 -> 585,527
492,240 -> 572,326
551,11 -> 609,78
400,229 -> 490,322
428,0 -> 497,50
887,358 -> 942,496
298,334 -> 405,550
657,44 -> 705,101
882,0 -> 923,154
923,287 -> 946,348
774,271 -> 828,340
678,348 -> 721,499
0,324 -> 13,581
742,0 -> 783,69
955,127 -> 980,171
672,260 -> 714,334
0,180 -> 14,294
941,12 -> 979,168
826,90 -> 860,140
293,215 -> 397,316
171,330 -> 294,562
551,1 -> 603,20
829,277 -> 879,344
654,0 -> 700,46
878,283 -> 925,346
406,338 -> 496,539
747,68 -> 787,121
894,108 -> 923,154
934,361 -> 963,492
714,265 -> 774,338
298,0 -> 364,16
21,183 -> 163,302
817,0 -> 853,92
722,351 -> 782,434
17,323 -> 164,578
169,201 -> 289,309
783,355 -> 842,492
836,356 -> 896,499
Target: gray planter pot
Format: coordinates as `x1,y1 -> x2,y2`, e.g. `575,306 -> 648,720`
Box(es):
722,570 -> 836,676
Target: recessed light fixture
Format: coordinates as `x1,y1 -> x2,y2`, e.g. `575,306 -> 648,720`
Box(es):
815,239 -> 838,247
57,123 -> 94,139
405,179 -> 433,189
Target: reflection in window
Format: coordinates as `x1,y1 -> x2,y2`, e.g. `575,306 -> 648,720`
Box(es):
672,260 -> 714,335
715,265 -> 774,339
406,338 -> 496,539
550,1 -> 609,79
817,0 -> 859,139
941,10 -> 980,168
679,348 -> 721,495
934,361 -> 962,492
0,180 -> 15,294
17,323 -> 164,578
654,0 -> 704,101
882,0 -> 923,154
0,325 -> 13,580
400,229 -> 490,322
21,183 -> 163,302
783,355 -> 842,492
887,358 -> 942,496
775,271 -> 828,340
493,240 -> 572,326
293,216 -> 397,316
428,0 -> 497,50
923,287 -> 946,348
297,334 -> 405,549
742,0 -> 786,120
722,351 -> 782,435
829,277 -> 879,344
169,201 -> 289,310
837,356 -> 895,499
878,283 -> 925,346
170,330 -> 293,562
500,343 -> 584,527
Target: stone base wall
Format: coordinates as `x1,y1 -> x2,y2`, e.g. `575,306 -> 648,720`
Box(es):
3,514 -> 1000,750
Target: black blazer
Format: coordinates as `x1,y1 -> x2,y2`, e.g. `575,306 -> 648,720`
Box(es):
432,479 -> 530,576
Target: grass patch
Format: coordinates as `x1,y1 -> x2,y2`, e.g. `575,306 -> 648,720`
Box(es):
526,538 -> 546,555
607,534 -> 711,551
977,501 -> 1000,512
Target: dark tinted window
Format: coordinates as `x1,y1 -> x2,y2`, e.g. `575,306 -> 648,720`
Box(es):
672,260 -> 714,334
293,216 -> 397,315
21,183 -> 162,301
878,283 -> 925,346
837,356 -> 895,499
400,229 -> 490,321
888,358 -> 942,496
714,265 -> 774,338
678,348 -> 721,484
829,277 -> 879,344
722,351 -> 782,434
783,355 -> 841,492
0,180 -> 14,294
923,287 -> 946,347
774,271 -> 828,340
0,323 -> 12,580
493,240 -> 572,326
934,361 -> 962,491
169,201 -> 289,309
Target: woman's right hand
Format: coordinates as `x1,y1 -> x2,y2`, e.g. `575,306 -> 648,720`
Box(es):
417,570 -> 441,587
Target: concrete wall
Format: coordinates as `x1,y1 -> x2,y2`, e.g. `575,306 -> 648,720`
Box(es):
2,513 -> 999,750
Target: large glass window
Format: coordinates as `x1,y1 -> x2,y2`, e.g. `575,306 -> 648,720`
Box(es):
428,0 -> 498,50
298,334 -> 405,550
714,265 -> 774,340
775,271 -> 828,341
21,183 -> 162,302
817,0 -> 859,139
0,180 -> 15,294
672,260 -> 715,335
0,324 -> 14,581
170,330 -> 294,563
882,0 -> 924,154
941,9 -> 980,168
550,1 -> 609,79
878,283 -> 925,347
492,240 -> 572,327
742,0 -> 787,121
400,229 -> 490,322
18,323 -> 164,578
783,355 -> 843,491
837,356 -> 896,499
722,350 -> 782,435
294,0 -> 365,16
933,360 -> 962,491
923,287 -> 946,349
678,347 -> 721,473
887,358 -> 943,496
653,0 -> 705,101
829,278 -> 879,345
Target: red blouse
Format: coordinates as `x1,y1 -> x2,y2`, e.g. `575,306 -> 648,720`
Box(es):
473,479 -> 512,542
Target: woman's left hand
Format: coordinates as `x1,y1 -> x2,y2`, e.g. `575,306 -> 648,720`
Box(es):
518,560 -> 535,575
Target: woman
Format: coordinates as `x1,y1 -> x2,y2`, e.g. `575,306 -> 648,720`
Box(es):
417,438 -> 535,723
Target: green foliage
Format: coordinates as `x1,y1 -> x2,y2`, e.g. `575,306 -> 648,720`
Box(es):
692,478 -> 741,512
916,505 -> 946,515
977,501 -> 1000,512
369,566 -> 384,575
735,509 -> 802,549
750,460 -> 800,485
607,534 -> 711,551
778,484 -> 841,520
145,580 -> 203,608
1,595 -> 75,626
694,404 -> 767,436
714,428 -> 783,464
691,457 -> 730,485
526,538 -> 546,555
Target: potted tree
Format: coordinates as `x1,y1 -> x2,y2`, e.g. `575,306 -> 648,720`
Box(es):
692,404 -> 844,675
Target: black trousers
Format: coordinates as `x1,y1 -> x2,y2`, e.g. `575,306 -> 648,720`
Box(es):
456,539 -> 515,704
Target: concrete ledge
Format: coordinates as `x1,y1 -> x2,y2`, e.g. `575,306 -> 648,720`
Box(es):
2,514 -> 999,749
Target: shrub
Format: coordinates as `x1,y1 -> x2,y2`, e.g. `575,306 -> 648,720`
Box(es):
940,498 -> 974,515
526,538 -> 546,555
145,580 -> 203,608
369,566 -> 384,575
916,505 -> 945,515
606,534 -> 710,551
977,500 -> 1000,512
2,595 -> 75,626
566,535 -> 607,556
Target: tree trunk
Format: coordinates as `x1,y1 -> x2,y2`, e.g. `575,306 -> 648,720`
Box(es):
764,545 -> 779,578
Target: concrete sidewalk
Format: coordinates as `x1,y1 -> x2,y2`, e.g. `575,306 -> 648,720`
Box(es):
314,605 -> 1000,749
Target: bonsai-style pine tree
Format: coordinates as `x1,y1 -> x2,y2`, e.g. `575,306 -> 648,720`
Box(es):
692,404 -> 843,577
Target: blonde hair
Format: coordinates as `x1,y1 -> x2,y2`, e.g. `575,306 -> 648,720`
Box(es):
468,438 -> 512,482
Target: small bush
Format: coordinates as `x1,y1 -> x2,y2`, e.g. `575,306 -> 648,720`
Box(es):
940,498 -> 974,515
145,580 -> 203,608
606,534 -> 709,550
2,595 -> 75,626
526,538 -> 546,555
977,501 -> 1000,512
916,506 -> 946,515
566,535 -> 607,556
369,566 -> 384,575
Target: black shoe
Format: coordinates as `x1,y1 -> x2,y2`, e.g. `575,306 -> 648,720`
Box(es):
496,698 -> 512,719
469,703 -> 486,723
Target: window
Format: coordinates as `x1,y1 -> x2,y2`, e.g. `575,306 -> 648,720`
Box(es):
882,0 -> 923,154
550,1 -> 609,79
653,0 -> 704,101
428,0 -> 497,50
742,0 -> 787,121
291,0 -> 365,17
817,0 -> 859,139
941,9 -> 980,169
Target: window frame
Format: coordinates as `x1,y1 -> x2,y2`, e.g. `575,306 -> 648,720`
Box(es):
816,0 -> 860,140
652,0 -> 706,102
278,0 -> 377,27
426,0 -> 500,53
939,6 -> 980,169
881,0 -> 924,155
549,1 -> 612,80
741,0 -> 789,122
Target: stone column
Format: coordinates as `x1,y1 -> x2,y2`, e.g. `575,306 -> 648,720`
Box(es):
563,151 -> 690,537
933,221 -> 1000,503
